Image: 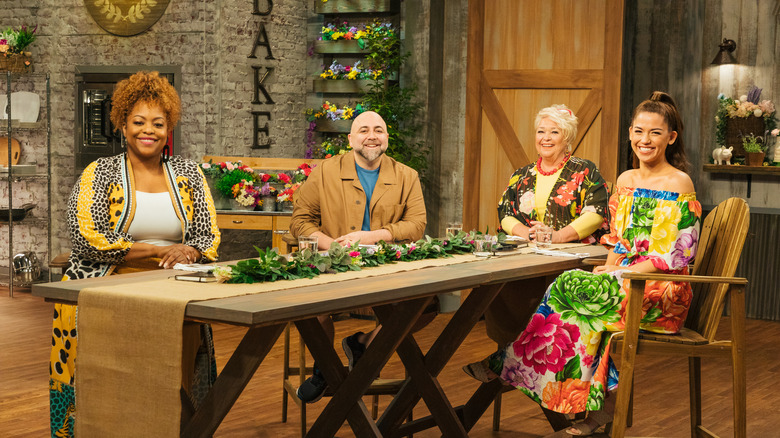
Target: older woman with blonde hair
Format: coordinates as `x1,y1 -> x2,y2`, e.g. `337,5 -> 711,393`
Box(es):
484,104 -> 610,350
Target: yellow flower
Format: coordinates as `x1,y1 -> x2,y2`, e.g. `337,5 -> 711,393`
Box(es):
355,30 -> 367,39
650,202 -> 682,253
580,330 -> 601,356
507,174 -> 519,187
347,69 -> 359,80
332,32 -> 343,40
342,107 -> 354,119
372,70 -> 383,79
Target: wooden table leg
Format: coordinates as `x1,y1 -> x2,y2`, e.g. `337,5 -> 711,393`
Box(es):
181,323 -> 286,437
298,297 -> 431,438
376,282 -> 505,436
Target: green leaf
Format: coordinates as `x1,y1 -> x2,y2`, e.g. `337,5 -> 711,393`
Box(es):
555,355 -> 583,381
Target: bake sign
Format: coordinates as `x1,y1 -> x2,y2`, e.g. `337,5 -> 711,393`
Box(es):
84,0 -> 171,37
249,0 -> 275,149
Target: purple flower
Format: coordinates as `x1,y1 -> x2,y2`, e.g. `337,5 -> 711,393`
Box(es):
671,229 -> 698,269
501,355 -> 541,393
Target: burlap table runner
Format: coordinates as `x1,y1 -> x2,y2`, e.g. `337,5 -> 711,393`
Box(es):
75,243 -> 588,436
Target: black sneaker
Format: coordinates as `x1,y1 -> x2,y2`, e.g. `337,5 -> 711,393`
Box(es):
296,365 -> 327,403
341,331 -> 366,371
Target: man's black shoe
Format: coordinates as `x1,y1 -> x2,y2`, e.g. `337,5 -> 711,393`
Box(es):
342,331 -> 366,371
296,365 -> 327,403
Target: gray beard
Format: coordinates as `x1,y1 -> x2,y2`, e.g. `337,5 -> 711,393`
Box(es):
357,147 -> 385,163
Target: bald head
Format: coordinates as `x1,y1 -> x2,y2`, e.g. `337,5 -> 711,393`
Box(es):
349,111 -> 389,170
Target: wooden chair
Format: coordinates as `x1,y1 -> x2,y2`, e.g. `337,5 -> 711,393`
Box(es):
610,197 -> 749,438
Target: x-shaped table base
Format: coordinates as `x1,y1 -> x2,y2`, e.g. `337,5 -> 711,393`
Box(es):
295,282 -> 506,437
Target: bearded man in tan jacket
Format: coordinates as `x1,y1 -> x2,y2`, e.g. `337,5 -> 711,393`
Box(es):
290,111 -> 428,403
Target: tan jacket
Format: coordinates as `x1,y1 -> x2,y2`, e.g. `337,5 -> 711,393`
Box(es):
290,151 -> 426,243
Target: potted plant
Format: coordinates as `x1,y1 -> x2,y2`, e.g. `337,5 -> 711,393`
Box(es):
230,180 -> 259,211
715,87 -> 777,158
201,160 -> 250,210
0,26 -> 37,72
258,182 -> 278,212
742,133 -> 766,166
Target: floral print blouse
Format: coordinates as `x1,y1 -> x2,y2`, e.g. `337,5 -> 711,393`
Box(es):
497,156 -> 610,243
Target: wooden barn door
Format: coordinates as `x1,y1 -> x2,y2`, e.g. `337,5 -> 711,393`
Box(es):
464,0 -> 625,231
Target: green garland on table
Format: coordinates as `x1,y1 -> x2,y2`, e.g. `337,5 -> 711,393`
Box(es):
213,231 -> 505,284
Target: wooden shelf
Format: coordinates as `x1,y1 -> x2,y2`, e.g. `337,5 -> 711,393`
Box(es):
313,78 -> 372,94
703,164 -> 780,175
0,120 -> 43,130
314,40 -> 369,54
314,119 -> 352,133
314,0 -> 398,14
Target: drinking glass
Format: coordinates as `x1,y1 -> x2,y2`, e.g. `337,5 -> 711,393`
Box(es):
445,222 -> 463,237
473,234 -> 496,257
298,236 -> 319,252
533,225 -> 553,249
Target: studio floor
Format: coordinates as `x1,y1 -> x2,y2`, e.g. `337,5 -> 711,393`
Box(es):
2,289 -> 778,437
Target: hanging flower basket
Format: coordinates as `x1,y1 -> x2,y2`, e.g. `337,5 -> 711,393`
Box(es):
0,54 -> 33,73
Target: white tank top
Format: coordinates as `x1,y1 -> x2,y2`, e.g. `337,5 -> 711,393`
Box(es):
127,191 -> 182,246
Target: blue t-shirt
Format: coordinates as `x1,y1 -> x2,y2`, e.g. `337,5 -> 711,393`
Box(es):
355,163 -> 380,231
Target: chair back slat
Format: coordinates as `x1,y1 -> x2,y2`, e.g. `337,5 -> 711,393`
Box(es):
686,198 -> 750,340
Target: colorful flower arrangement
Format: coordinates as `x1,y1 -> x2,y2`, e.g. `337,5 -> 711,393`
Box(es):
231,180 -> 260,207
0,26 -> 37,56
319,60 -> 383,81
314,135 -> 351,158
306,101 -> 366,122
213,231 -> 491,284
320,22 -> 370,43
715,87 -> 778,147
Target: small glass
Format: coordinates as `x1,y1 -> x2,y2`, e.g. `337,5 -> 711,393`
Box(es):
473,234 -> 496,257
532,225 -> 553,249
445,222 -> 463,237
298,236 -> 319,252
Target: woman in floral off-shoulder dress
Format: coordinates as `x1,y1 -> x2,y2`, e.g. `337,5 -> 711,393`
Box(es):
464,91 -> 701,436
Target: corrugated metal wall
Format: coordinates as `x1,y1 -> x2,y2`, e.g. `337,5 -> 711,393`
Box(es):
736,212 -> 780,320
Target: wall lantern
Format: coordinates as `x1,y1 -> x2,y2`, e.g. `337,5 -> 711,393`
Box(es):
711,38 -> 737,65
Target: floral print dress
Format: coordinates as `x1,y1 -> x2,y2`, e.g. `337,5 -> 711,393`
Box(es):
486,187 -> 702,413
497,156 -> 610,243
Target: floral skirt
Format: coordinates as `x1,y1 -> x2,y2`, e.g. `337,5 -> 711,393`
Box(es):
49,303 -> 217,437
486,269 -> 691,414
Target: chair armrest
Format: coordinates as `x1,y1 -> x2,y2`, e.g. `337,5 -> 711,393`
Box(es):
621,272 -> 747,285
581,256 -> 607,266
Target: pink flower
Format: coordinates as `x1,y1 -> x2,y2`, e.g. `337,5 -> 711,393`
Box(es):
226,162 -> 235,171
408,244 -> 416,252
202,163 -> 211,169
395,250 -> 402,259
512,313 -> 579,375
349,251 -> 360,257
771,129 -> 779,137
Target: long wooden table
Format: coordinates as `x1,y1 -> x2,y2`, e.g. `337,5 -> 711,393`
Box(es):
33,245 -> 607,437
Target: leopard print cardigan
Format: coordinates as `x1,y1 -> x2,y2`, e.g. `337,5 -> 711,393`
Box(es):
64,153 -> 220,279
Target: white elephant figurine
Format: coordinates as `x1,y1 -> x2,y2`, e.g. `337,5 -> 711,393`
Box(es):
712,146 -> 733,165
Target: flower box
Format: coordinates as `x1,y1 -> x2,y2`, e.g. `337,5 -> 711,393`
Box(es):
314,40 -> 369,54
314,0 -> 397,14
726,116 -> 766,157
313,79 -> 372,94
315,119 -> 352,133
0,54 -> 33,73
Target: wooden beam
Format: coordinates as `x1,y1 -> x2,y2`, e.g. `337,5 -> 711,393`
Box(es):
600,0 -> 626,182
480,78 -> 530,170
570,87 -> 603,154
483,69 -> 604,89
463,0 -> 485,231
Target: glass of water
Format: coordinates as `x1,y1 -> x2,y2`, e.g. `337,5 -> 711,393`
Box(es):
532,225 -> 553,249
445,222 -> 463,237
473,234 -> 496,257
298,236 -> 319,252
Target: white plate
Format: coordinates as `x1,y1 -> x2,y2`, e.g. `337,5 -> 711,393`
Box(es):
8,91 -> 40,123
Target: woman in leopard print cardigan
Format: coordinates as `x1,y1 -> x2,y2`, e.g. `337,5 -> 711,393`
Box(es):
49,71 -> 220,437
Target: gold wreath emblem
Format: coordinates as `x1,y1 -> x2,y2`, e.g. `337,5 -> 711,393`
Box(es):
93,0 -> 159,24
